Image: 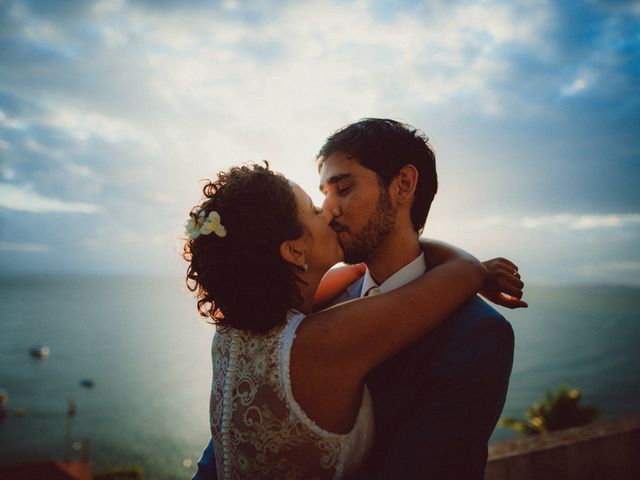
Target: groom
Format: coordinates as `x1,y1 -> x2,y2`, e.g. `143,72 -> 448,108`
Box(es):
194,118 -> 518,479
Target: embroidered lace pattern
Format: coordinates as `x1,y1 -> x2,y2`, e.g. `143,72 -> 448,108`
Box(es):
210,310 -> 374,480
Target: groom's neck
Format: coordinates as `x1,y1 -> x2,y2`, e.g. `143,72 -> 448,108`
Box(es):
365,227 -> 421,285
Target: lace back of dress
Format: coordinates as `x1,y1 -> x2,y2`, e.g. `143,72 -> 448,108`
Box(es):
210,320 -> 342,480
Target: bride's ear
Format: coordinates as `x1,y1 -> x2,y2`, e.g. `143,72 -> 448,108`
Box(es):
279,239 -> 307,270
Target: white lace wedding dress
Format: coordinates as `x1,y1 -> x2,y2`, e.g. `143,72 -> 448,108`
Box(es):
210,310 -> 374,480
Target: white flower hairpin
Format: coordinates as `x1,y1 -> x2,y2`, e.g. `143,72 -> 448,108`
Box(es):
185,210 -> 227,240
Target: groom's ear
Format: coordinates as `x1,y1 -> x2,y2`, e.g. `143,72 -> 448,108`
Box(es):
392,164 -> 418,206
279,238 -> 307,269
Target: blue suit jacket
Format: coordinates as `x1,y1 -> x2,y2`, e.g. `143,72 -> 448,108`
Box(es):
193,276 -> 514,480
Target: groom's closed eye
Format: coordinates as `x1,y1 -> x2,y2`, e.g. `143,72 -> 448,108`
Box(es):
337,186 -> 352,196
320,173 -> 353,195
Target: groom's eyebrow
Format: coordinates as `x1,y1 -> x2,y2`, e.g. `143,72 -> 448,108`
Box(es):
319,173 -> 352,192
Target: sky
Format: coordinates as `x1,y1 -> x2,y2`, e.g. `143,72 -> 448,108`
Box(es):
0,0 -> 639,285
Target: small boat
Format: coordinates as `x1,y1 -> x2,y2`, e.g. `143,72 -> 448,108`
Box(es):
29,344 -> 50,358
79,379 -> 95,388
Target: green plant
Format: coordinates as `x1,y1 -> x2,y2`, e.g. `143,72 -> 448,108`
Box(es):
500,386 -> 600,436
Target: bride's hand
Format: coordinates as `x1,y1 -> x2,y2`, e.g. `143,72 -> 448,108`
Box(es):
480,257 -> 528,309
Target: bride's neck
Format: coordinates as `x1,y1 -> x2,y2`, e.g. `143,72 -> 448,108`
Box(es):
296,270 -> 323,314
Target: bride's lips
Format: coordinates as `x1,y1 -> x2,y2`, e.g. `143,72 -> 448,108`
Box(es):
330,220 -> 349,234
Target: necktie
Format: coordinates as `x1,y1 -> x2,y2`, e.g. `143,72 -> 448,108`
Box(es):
364,285 -> 382,297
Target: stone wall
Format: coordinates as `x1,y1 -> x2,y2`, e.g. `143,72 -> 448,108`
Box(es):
485,416 -> 640,480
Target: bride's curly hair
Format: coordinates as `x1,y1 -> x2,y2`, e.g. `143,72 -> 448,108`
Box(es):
183,162 -> 305,333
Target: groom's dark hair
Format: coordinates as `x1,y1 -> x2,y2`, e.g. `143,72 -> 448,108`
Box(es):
316,118 -> 438,233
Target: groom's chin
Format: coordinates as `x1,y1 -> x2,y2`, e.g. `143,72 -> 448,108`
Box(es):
342,251 -> 364,265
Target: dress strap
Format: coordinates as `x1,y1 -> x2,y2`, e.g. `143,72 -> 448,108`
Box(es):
279,312 -> 346,439
279,312 -> 306,421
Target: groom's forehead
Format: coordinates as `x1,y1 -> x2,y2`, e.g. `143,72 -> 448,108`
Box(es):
319,153 -> 362,177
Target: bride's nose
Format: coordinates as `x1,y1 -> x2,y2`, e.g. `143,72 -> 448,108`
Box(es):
321,197 -> 341,218
321,207 -> 334,223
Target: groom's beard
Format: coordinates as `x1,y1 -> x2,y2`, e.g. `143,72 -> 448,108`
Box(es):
334,189 -> 397,265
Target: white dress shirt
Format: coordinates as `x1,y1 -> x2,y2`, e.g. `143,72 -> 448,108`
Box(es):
360,253 -> 426,297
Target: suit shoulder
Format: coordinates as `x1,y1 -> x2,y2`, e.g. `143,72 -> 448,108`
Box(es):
456,295 -> 505,320
448,296 -> 513,337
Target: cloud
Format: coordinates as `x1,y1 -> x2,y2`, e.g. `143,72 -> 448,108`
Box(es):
1,0 -> 557,130
45,108 -> 148,144
467,213 -> 640,231
593,261 -> 640,273
520,213 -> 640,230
0,183 -> 102,213
428,209 -> 640,287
0,241 -> 49,252
0,109 -> 27,129
561,75 -> 591,96
574,261 -> 640,286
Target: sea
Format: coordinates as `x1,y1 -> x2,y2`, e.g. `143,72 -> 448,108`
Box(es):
1,275 -> 639,479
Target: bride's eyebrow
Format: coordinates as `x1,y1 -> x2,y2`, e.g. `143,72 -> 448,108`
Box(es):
319,173 -> 352,192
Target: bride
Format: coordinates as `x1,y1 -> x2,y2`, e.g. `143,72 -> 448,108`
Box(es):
183,163 -> 522,479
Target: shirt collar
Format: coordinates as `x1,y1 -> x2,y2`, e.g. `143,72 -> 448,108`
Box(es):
360,252 -> 426,297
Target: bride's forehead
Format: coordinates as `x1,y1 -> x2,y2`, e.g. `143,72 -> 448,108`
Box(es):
288,181 -> 311,204
288,179 -> 299,189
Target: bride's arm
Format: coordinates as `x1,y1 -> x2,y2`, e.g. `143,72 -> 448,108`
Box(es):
421,238 -> 477,268
311,239 -> 478,311
312,263 -> 367,311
